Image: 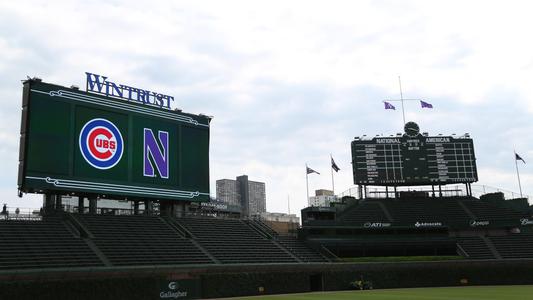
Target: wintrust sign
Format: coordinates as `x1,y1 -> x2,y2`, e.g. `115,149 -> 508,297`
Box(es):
86,72 -> 175,109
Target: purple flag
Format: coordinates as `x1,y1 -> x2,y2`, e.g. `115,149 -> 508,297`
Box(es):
420,100 -> 433,108
384,101 -> 396,110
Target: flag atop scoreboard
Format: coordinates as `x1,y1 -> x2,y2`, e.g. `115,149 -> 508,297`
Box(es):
351,121 -> 478,186
18,76 -> 211,202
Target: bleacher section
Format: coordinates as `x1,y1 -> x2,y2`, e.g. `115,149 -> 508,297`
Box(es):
318,235 -> 457,257
276,235 -> 329,262
462,199 -> 528,222
490,234 -> 533,258
314,197 -> 529,229
2,194 -> 532,272
175,217 -> 298,264
338,201 -> 390,224
0,216 -> 103,270
76,214 -> 214,266
302,195 -> 533,259
379,197 -> 472,227
457,236 -> 495,259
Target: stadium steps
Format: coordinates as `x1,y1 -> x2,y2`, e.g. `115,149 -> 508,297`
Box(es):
243,220 -> 302,261
480,236 -> 502,259
161,217 -> 219,264
84,238 -> 112,266
65,213 -> 94,238
175,217 -> 299,264
246,219 -> 331,262
376,201 -> 394,222
457,200 -> 476,220
189,238 -> 220,264
76,214 -> 214,266
63,214 -> 111,266
456,236 -> 496,259
276,235 -> 330,262
247,219 -> 279,238
161,216 -> 194,238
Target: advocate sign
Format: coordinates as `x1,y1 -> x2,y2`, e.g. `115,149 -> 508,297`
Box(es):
18,79 -> 211,202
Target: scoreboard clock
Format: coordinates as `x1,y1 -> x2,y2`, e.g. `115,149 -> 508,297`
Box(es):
351,122 -> 478,186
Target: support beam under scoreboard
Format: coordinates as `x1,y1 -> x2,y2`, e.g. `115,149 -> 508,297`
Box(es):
78,197 -> 84,214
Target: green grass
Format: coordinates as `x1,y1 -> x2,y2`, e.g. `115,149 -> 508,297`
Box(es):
340,256 -> 464,263
232,285 -> 533,300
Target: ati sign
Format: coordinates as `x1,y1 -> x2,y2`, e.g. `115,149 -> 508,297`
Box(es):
80,118 -> 168,178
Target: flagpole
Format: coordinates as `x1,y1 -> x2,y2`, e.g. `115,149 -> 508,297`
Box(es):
515,151 -> 524,198
330,154 -> 335,194
399,76 -> 406,126
287,195 -> 290,214
306,164 -> 310,206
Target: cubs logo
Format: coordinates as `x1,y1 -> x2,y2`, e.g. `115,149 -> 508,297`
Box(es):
79,118 -> 124,169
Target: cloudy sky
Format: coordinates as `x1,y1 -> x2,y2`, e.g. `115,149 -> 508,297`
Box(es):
1,0 -> 532,214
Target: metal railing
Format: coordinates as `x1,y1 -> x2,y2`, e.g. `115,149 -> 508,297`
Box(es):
338,185 -> 529,201
0,206 -> 42,221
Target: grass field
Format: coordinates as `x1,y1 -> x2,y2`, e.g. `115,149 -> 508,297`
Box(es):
232,285 -> 533,300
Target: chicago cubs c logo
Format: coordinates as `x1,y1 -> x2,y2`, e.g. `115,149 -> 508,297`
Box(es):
79,118 -> 124,169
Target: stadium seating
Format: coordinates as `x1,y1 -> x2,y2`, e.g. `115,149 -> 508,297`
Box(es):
318,235 -> 457,257
337,201 -> 390,224
275,235 -> 329,262
175,217 -> 298,264
490,234 -> 533,259
75,214 -> 214,266
327,197 -> 477,228
461,199 -> 528,222
456,236 -> 496,259
379,197 -> 472,227
0,216 -> 103,270
247,219 -> 279,237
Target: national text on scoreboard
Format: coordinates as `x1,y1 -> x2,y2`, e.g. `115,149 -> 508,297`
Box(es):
351,122 -> 478,186
18,79 -> 211,202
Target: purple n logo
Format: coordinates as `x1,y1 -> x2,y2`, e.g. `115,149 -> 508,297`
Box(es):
143,128 -> 169,179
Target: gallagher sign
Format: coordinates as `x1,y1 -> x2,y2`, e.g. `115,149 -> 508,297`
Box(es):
18,77 -> 211,202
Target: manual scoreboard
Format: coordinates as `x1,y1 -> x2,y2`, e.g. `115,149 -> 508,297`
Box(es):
351,122 -> 478,186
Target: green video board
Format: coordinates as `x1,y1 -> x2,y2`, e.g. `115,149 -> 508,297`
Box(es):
351,122 -> 478,186
18,80 -> 211,202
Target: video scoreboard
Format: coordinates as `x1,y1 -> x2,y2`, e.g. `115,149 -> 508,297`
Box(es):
351,122 -> 478,186
18,77 -> 211,202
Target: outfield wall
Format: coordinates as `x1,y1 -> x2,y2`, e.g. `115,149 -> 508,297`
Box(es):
2,260 -> 533,299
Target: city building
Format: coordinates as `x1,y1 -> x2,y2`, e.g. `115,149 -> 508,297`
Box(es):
309,189 -> 338,207
216,179 -> 241,207
216,175 -> 266,217
255,212 -> 300,235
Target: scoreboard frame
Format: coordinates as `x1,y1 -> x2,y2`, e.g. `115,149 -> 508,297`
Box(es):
351,124 -> 478,186
18,79 -> 211,202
